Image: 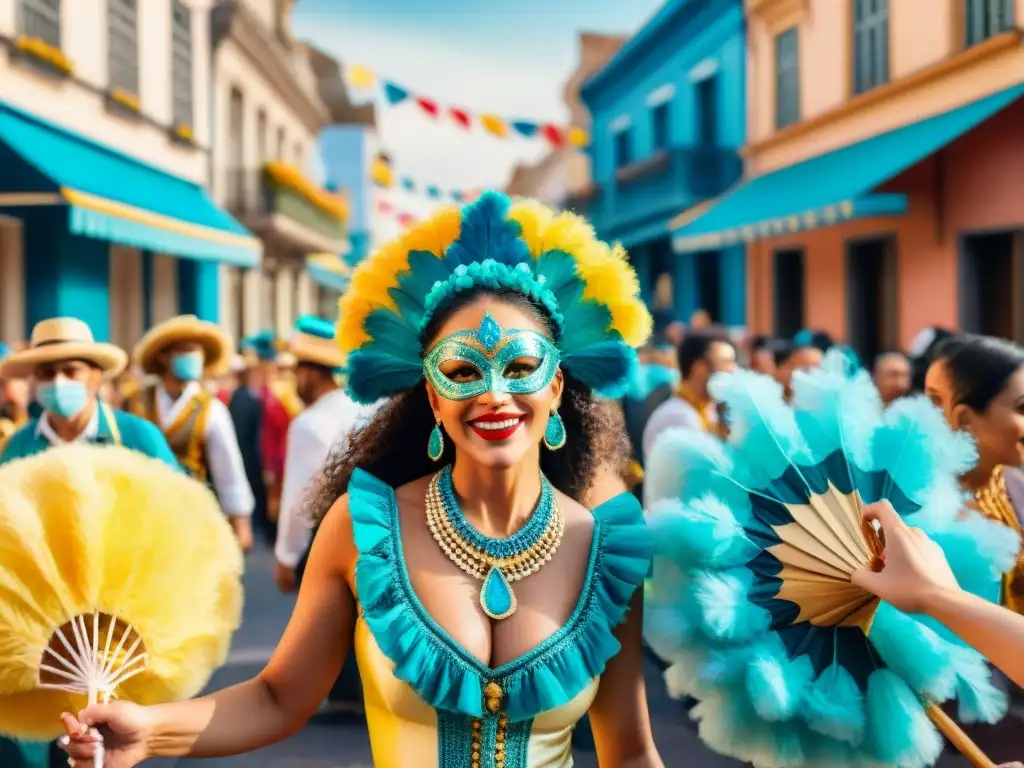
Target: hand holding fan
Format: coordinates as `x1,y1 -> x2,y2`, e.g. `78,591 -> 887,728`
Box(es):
643,350 -> 1020,768
0,444 -> 244,765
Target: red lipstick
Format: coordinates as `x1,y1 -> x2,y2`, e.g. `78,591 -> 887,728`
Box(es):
468,413 -> 525,442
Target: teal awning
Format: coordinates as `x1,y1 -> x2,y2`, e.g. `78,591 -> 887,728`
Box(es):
672,83 -> 1024,253
0,101 -> 261,267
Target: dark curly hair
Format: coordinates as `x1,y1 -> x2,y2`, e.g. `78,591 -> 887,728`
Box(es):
307,287 -> 630,522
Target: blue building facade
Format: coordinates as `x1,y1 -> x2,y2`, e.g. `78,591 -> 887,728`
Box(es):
319,125 -> 373,267
580,0 -> 746,328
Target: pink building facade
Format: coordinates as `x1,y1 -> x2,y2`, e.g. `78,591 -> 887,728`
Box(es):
672,0 -> 1024,359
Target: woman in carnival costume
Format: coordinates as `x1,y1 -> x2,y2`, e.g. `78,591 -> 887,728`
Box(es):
59,191 -> 662,768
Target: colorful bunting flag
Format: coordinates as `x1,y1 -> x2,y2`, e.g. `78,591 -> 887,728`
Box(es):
344,62 -> 589,147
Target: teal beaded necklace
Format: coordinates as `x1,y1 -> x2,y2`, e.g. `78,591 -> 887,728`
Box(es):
426,466 -> 564,620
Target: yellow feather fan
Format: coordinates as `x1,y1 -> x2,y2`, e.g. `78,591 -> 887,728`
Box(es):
0,444 -> 243,740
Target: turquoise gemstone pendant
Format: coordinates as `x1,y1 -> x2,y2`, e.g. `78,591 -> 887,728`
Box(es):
480,567 -> 517,620
428,422 -> 444,461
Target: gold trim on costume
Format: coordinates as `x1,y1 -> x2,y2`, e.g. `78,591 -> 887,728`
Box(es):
975,466 -> 1024,614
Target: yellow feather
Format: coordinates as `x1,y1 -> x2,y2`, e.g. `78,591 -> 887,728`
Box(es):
506,199 -> 554,257
403,206 -> 462,255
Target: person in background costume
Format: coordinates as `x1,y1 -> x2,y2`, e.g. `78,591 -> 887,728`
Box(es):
241,331 -> 302,544
925,335 -> 1024,766
0,341 -> 30,453
642,328 -> 736,465
227,351 -> 268,542
0,317 -> 177,768
874,350 -> 913,406
130,315 -> 255,552
58,191 -> 662,768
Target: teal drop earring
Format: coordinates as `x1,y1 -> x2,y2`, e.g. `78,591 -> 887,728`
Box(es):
543,408 -> 566,450
428,420 -> 445,461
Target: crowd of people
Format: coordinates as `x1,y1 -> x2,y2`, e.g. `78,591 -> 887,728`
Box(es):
0,192 -> 1021,768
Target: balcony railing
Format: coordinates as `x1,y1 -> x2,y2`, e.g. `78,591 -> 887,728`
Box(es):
224,168 -> 346,245
590,144 -> 742,240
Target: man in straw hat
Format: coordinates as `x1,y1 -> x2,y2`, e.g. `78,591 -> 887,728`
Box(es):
273,315 -> 378,593
0,318 -> 177,768
129,314 -> 255,552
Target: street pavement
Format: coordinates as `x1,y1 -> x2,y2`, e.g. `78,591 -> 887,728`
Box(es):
158,544 -> 745,767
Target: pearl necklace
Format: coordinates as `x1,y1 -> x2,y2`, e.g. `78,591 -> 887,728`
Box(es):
425,471 -> 564,620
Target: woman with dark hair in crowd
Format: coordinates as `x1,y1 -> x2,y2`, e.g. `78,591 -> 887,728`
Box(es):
59,193 -> 662,768
926,334 -> 1024,767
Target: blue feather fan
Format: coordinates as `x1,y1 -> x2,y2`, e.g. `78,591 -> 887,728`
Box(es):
644,350 -> 1018,768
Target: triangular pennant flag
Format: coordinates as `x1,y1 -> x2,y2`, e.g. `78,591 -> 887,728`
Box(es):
541,124 -> 564,148
346,64 -> 376,90
511,121 -> 539,138
371,156 -> 393,188
377,199 -> 394,214
400,177 -> 415,192
449,107 -> 471,129
415,97 -> 439,118
567,127 -> 590,147
451,190 -> 464,202
426,185 -> 441,199
480,114 -> 508,138
383,81 -> 410,105
397,212 -> 415,228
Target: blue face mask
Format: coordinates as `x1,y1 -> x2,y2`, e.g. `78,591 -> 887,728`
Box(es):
423,313 -> 560,401
36,380 -> 91,419
171,351 -> 205,382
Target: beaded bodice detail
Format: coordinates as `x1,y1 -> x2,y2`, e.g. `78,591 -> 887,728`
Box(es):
347,468 -> 654,768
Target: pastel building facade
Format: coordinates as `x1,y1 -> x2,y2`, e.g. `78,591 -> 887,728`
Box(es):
0,0 -> 256,348
674,0 -> 1024,358
582,0 -> 746,328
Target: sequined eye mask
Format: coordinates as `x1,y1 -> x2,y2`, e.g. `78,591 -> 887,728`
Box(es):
423,314 -> 561,401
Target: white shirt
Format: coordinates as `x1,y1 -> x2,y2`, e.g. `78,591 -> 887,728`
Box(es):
642,396 -> 711,463
274,388 -> 381,568
37,403 -> 100,445
156,382 -> 255,517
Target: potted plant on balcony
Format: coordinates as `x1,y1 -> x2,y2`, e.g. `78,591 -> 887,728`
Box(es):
170,123 -> 196,146
13,35 -> 74,78
105,87 -> 142,119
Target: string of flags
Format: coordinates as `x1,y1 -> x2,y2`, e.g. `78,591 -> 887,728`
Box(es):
370,153 -> 482,203
347,64 -> 590,149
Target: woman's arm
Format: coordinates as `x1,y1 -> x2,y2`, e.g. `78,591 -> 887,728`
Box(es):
146,494 -> 359,757
853,501 -> 1024,689
588,592 -> 664,768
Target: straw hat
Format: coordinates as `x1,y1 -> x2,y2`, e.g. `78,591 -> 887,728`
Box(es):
289,316 -> 344,370
0,318 -> 127,380
133,315 -> 230,375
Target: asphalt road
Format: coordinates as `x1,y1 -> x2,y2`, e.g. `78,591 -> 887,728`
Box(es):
156,545 -> 745,767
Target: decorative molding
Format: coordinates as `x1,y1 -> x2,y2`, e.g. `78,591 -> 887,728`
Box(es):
747,0 -> 809,32
689,57 -> 720,82
212,1 -> 329,133
646,83 -> 676,106
742,29 -> 1023,158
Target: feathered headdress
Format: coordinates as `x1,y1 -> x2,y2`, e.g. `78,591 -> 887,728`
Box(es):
336,190 -> 652,404
644,350 -> 1018,767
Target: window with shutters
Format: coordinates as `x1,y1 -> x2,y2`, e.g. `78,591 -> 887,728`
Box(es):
775,27 -> 800,130
853,0 -> 889,95
172,1 -> 194,127
19,0 -> 61,48
107,0 -> 139,96
614,129 -> 632,168
651,103 -> 670,152
964,0 -> 1015,46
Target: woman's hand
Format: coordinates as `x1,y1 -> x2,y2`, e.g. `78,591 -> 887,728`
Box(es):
852,500 -> 961,614
59,702 -> 153,767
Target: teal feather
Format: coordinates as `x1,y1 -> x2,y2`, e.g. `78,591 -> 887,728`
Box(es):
865,670 -> 943,768
534,249 -> 584,307
444,190 -> 528,267
562,341 -> 635,397
948,645 -> 1009,724
927,513 -> 1018,603
689,569 -> 771,642
623,362 -> 680,401
803,664 -> 866,745
647,496 -> 755,568
746,647 -> 815,722
346,350 -> 422,404
557,300 -> 614,352
868,602 -> 958,701
362,310 -> 421,361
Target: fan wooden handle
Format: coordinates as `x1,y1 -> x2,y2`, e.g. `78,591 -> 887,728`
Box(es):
925,703 -> 998,768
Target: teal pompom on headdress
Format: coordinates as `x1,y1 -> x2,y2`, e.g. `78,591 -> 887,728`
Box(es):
241,330 -> 279,362
644,349 -> 1017,767
335,190 -> 652,404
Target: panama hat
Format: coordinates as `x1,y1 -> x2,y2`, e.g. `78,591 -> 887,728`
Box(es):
0,318 -> 127,380
289,315 -> 344,370
133,315 -> 231,376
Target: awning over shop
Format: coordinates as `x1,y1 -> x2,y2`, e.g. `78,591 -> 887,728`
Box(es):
306,252 -> 351,293
672,83 -> 1024,253
0,101 -> 261,267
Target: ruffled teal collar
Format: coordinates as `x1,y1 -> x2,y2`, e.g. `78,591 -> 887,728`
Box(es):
348,468 -> 653,721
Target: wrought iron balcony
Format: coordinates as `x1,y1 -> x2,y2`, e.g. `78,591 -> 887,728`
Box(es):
589,144 -> 742,241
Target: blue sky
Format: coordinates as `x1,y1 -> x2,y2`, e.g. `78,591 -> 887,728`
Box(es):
293,0 -> 663,239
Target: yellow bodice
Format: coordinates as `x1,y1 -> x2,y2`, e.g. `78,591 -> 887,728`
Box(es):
346,468 -> 653,768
